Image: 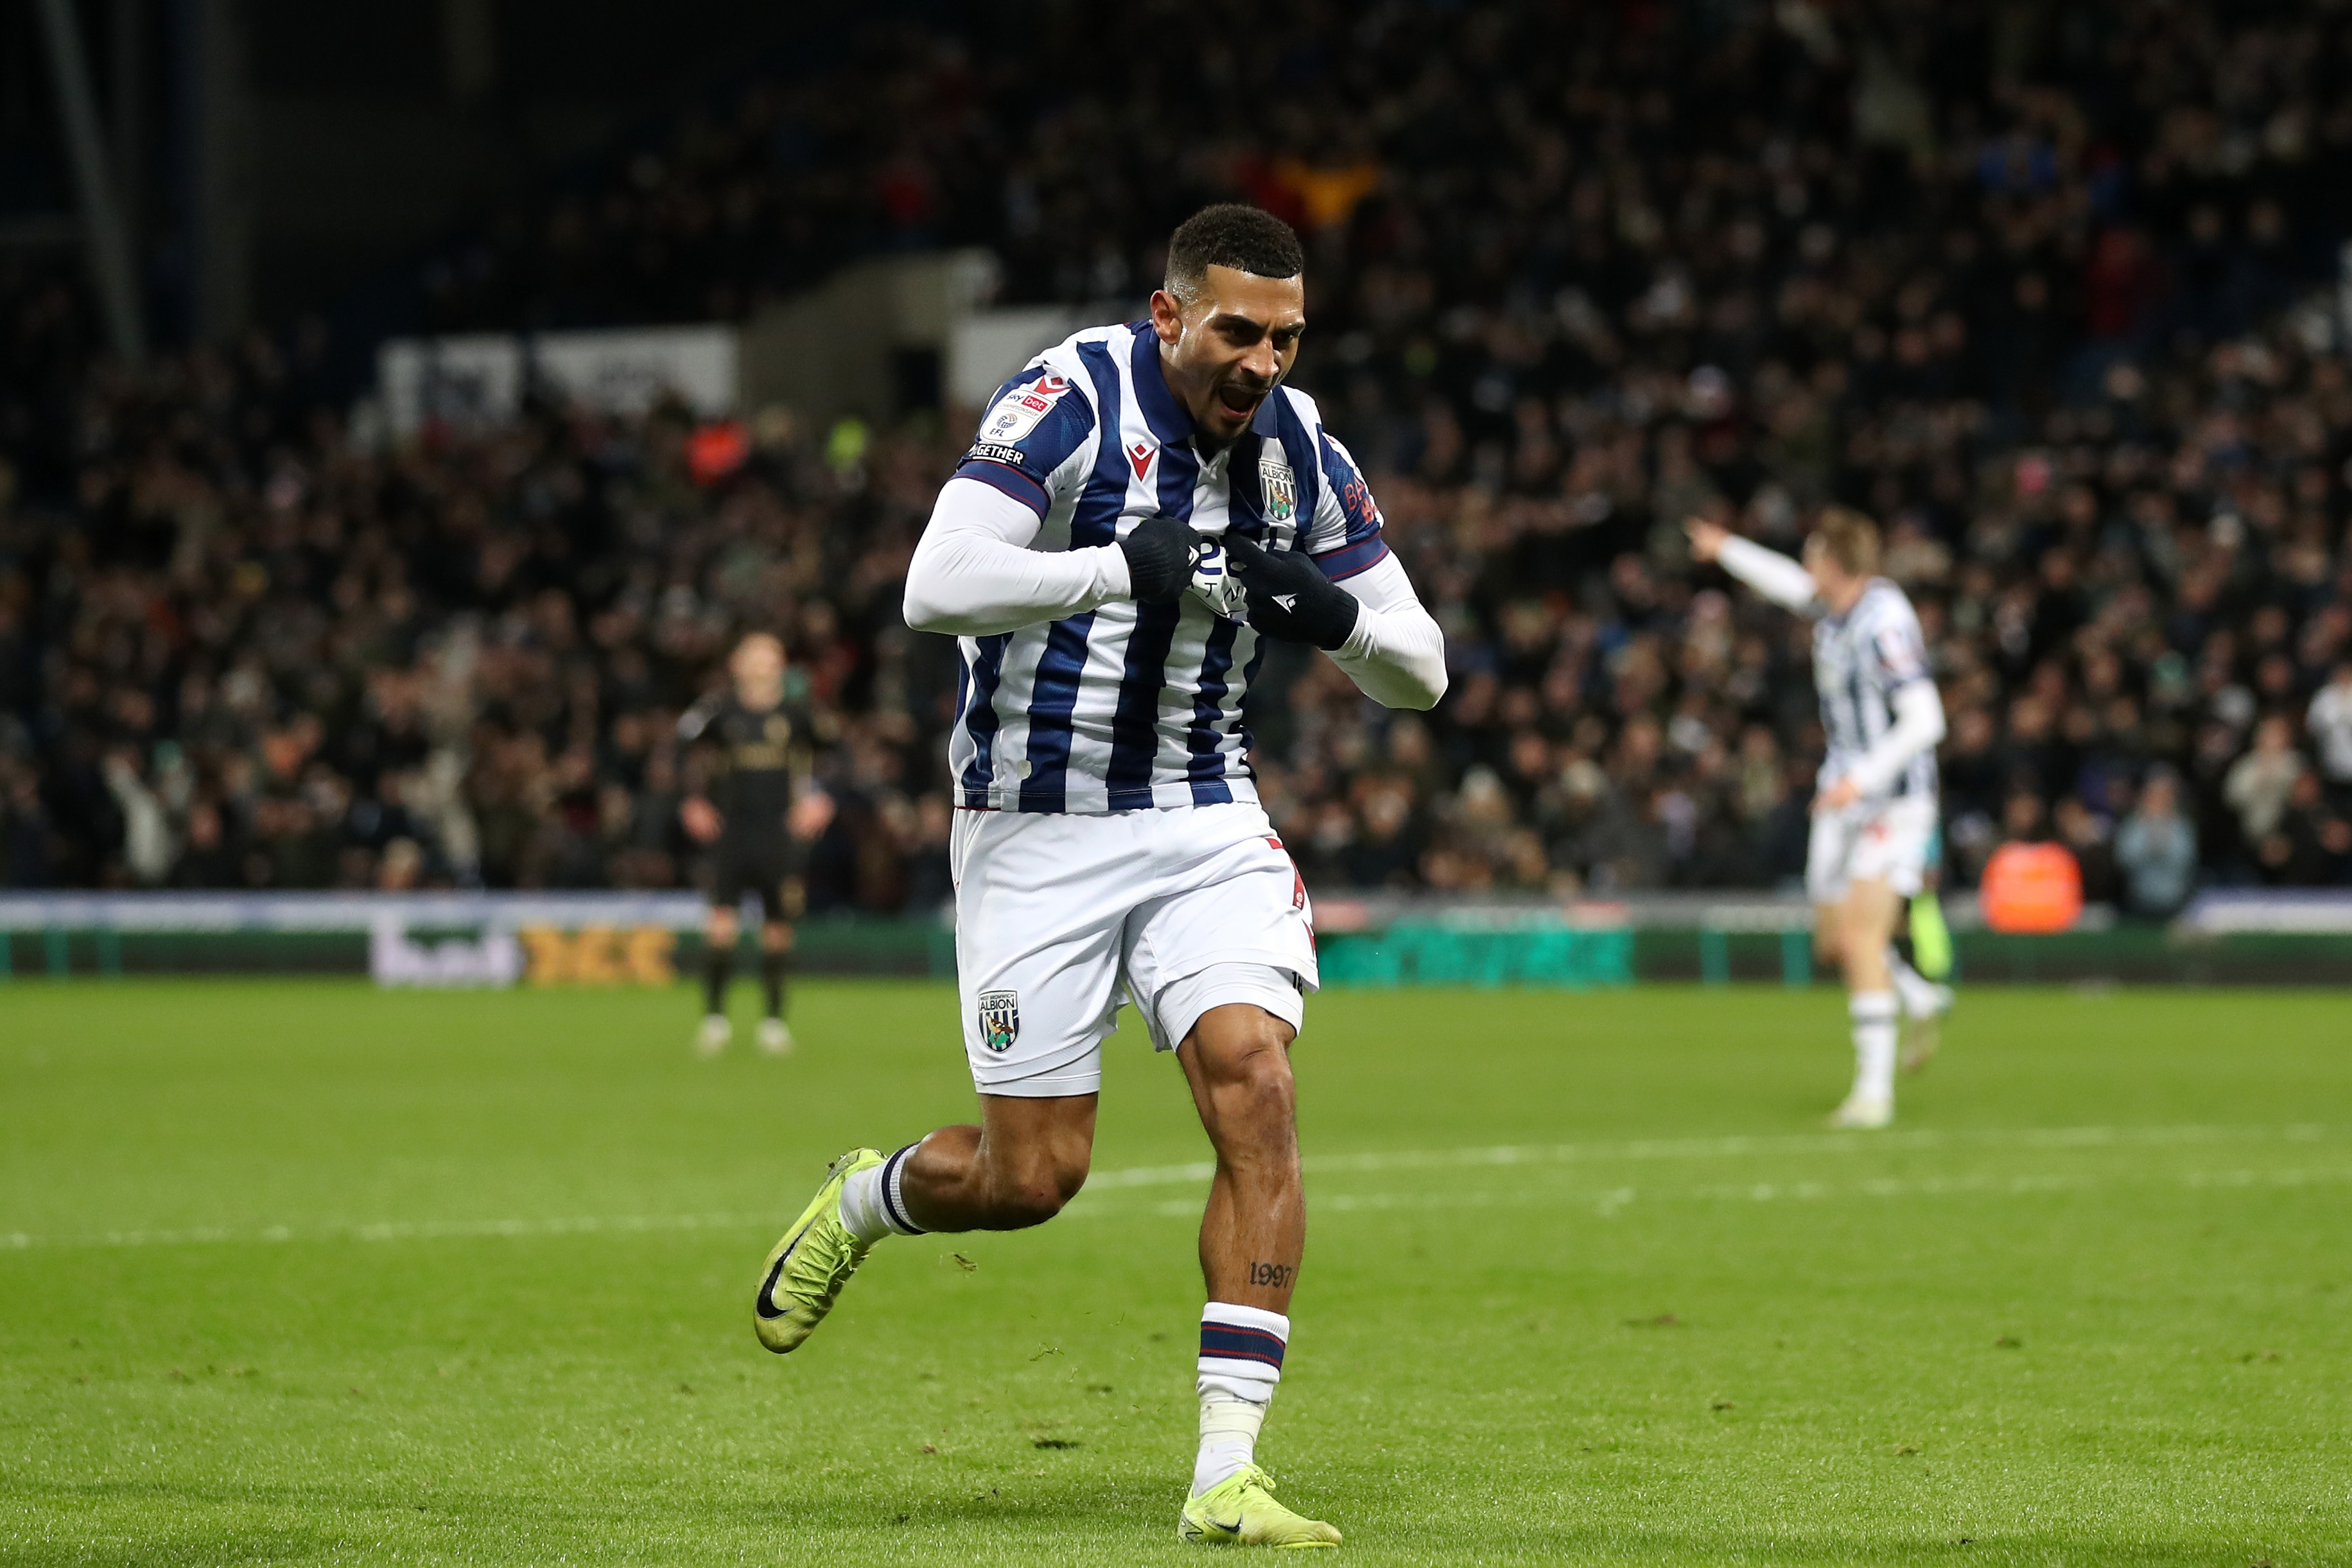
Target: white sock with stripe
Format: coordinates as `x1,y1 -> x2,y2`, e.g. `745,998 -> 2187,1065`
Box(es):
1850,991 -> 1898,1103
1885,946 -> 1940,1018
1194,1302 -> 1287,1495
838,1142 -> 926,1246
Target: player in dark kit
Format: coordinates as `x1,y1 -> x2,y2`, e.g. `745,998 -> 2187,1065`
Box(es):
677,633 -> 831,1056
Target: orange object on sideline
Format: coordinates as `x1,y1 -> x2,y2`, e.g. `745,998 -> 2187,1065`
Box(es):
688,421 -> 750,485
1978,841 -> 2084,933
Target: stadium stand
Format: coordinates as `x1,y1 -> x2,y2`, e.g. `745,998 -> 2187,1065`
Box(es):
4,1 -> 2351,904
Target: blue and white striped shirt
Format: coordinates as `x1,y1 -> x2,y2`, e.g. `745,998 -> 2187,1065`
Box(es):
1814,579 -> 1939,802
945,321 -> 1389,814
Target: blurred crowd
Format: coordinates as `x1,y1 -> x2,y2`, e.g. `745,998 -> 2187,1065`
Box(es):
7,0 -> 2352,910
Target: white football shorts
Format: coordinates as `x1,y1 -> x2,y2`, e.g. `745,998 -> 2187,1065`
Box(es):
950,801 -> 1318,1097
1806,792 -> 1937,903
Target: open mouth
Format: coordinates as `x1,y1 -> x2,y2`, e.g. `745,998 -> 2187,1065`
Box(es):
1215,383 -> 1267,419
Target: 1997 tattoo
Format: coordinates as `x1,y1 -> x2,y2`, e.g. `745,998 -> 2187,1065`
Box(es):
1246,1260 -> 1296,1289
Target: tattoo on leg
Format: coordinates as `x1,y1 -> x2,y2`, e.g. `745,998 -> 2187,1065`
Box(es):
1246,1260 -> 1296,1290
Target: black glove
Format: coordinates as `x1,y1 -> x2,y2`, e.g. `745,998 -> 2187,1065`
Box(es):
1221,534 -> 1362,650
1117,514 -> 1201,604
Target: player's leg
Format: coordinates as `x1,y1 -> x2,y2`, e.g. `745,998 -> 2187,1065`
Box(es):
1831,876 -> 1903,1128
1806,804 -> 1851,979
752,1096 -> 1099,1356
699,898 -> 739,1056
1178,1004 -> 1303,1310
880,1092 -> 1097,1232
751,810 -> 1124,1354
754,855 -> 795,1054
1168,1002 -> 1336,1548
1122,808 -> 1334,1546
1888,814 -> 1955,1072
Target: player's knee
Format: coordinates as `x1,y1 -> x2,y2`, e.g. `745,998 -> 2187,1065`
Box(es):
1209,1031 -> 1298,1133
991,1160 -> 1086,1227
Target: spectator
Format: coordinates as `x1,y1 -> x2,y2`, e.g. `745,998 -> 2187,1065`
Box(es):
2310,662 -> 2352,808
2114,771 -> 2199,918
2052,797 -> 2118,908
3,0 -> 2351,906
2257,772 -> 2351,887
2223,716 -> 2308,865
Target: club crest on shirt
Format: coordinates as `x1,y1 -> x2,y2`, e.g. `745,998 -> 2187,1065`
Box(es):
978,374 -> 1072,445
977,989 -> 1020,1053
1259,449 -> 1298,548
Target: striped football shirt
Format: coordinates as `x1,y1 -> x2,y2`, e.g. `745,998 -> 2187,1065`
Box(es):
1813,578 -> 1939,801
945,320 -> 1389,813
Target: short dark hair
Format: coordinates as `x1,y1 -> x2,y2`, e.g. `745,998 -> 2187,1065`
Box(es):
1165,204 -> 1305,304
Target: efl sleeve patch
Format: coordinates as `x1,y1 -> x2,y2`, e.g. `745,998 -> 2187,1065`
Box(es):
957,367 -> 1095,514
1874,622 -> 1928,684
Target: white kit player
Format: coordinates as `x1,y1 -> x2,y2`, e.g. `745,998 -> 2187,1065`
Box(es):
748,205 -> 1445,1546
1688,508 -> 1954,1129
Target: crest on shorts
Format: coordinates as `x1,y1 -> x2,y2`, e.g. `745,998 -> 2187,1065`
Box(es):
977,989 -> 1020,1053
1259,449 -> 1297,544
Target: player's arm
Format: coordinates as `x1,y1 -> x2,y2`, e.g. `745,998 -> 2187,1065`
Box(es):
675,695 -> 720,744
903,480 -> 1200,634
1319,553 -> 1447,710
676,698 -> 725,841
1224,430 -> 1447,711
1824,620 -> 1946,806
903,363 -> 1199,636
785,721 -> 835,840
1838,682 -> 1946,796
1687,518 -> 1822,614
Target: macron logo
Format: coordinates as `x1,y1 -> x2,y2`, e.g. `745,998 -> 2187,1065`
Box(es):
1273,593 -> 1298,611
1128,442 -> 1154,480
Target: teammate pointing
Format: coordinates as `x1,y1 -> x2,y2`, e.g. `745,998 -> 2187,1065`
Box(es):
1689,509 -> 1955,1128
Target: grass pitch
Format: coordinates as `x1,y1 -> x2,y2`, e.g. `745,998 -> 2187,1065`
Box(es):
1,979 -> 2347,1566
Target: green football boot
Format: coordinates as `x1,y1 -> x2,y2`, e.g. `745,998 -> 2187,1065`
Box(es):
1178,1465 -> 1341,1548
753,1147 -> 883,1354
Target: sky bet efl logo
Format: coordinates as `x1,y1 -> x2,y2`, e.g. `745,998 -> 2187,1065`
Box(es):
981,373 -> 1072,444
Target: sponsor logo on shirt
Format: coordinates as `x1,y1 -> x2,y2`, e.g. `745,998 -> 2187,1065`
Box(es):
978,373 -> 1073,445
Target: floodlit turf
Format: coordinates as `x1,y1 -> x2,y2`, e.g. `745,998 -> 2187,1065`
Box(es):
1,980 -> 2347,1566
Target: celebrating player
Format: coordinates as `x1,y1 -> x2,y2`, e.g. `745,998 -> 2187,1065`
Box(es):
1687,509 -> 1954,1128
677,632 -> 830,1056
749,205 -> 1445,1546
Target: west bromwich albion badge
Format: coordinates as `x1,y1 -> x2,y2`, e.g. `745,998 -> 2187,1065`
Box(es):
1259,449 -> 1298,550
977,989 -> 1020,1053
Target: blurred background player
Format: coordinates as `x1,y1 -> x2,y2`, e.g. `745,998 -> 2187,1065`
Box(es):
750,205 -> 1446,1547
1689,510 -> 1954,1128
677,633 -> 832,1056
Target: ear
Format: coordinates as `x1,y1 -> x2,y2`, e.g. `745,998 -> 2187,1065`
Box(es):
1149,288 -> 1185,345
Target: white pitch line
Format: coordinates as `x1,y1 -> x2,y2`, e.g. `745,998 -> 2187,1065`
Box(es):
1082,1165 -> 2352,1221
0,1212 -> 767,1253
1,1124 -> 2333,1253
1088,1121 -> 2330,1191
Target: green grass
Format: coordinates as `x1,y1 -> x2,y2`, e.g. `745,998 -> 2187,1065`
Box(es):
1,980 -> 2347,1566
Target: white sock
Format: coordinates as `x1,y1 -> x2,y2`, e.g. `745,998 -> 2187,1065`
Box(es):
1885,947 -> 1940,1018
1194,1302 -> 1287,1494
838,1142 -> 926,1246
1850,991 -> 1897,1103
